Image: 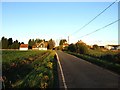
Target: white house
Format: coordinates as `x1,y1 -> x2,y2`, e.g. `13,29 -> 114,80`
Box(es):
117,46 -> 120,50
32,41 -> 47,50
19,44 -> 28,50
105,45 -> 120,50
105,45 -> 113,50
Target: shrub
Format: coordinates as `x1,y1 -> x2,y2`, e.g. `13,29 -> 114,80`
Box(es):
68,44 -> 76,52
75,43 -> 88,54
93,44 -> 100,50
114,52 -> 120,64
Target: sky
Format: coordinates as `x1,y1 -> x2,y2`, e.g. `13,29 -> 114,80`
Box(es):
1,1 -> 119,46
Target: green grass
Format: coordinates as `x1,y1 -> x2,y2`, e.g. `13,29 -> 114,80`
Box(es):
2,50 -> 57,89
2,50 -> 47,63
86,49 -> 120,64
87,49 -> 118,58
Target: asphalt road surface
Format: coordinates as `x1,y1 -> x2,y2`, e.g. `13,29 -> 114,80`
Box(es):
56,50 -> 120,88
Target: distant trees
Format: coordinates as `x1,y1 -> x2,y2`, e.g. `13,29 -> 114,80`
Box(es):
67,40 -> 89,55
59,39 -> 67,45
35,39 -> 43,43
47,39 -> 55,50
76,43 -> 88,54
11,40 -> 20,49
0,40 -> 1,49
68,44 -> 76,52
28,38 -> 55,50
0,36 -> 56,50
21,42 -> 24,44
28,39 -> 35,49
28,38 -> 49,49
58,39 -> 68,50
8,38 -> 13,49
0,36 -> 21,49
1,37 -> 8,49
93,44 -> 100,50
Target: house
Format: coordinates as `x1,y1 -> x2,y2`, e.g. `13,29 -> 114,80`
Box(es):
117,46 -> 120,50
60,40 -> 69,49
105,45 -> 114,50
105,45 -> 120,50
19,44 -> 28,50
99,46 -> 104,49
32,45 -> 38,50
38,41 -> 47,50
63,43 -> 69,48
32,41 -> 47,50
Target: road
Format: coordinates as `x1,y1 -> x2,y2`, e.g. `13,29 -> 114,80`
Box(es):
56,50 -> 120,88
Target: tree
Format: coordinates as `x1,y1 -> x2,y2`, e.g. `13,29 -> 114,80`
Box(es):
28,39 -> 32,49
47,39 -> 55,49
8,38 -> 13,46
11,40 -> 20,49
21,42 -> 24,44
15,40 -> 20,49
1,37 -> 8,49
28,39 -> 35,49
59,39 -> 67,50
0,37 -> 21,49
0,40 -> 1,49
59,39 -> 67,45
35,39 -> 43,43
8,38 -> 13,49
68,43 -> 76,52
93,44 -> 100,50
75,43 -> 88,54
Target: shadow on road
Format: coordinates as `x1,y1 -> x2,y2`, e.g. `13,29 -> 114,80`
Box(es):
53,55 -> 59,89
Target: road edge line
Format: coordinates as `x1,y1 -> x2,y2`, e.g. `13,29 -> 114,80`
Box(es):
55,52 -> 67,89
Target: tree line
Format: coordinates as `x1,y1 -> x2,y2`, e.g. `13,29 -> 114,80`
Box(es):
0,37 -> 23,49
0,36 -> 55,50
58,39 -> 101,54
28,38 -> 55,50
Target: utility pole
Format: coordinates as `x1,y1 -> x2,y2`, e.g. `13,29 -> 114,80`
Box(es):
68,36 -> 69,44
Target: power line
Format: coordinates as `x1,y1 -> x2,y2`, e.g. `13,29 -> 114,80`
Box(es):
70,0 -> 118,36
78,19 -> 120,39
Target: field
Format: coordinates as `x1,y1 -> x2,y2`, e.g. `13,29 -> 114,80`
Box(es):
1,50 -> 58,89
87,49 -> 120,64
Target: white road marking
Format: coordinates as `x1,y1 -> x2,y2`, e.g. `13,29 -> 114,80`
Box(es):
55,52 -> 67,89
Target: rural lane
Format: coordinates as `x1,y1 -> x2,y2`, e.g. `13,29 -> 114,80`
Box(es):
56,50 -> 120,88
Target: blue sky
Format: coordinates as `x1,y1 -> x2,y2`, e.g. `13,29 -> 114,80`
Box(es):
1,2 -> 118,46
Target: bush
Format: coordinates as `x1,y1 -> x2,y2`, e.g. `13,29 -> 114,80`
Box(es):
75,43 -> 88,54
101,54 -> 114,62
68,44 -> 76,52
67,43 -> 89,55
93,44 -> 100,50
114,52 -> 120,64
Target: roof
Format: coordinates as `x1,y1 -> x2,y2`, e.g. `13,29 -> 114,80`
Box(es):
20,44 -> 28,48
32,41 -> 48,48
32,45 -> 36,48
108,45 -> 120,47
63,43 -> 69,46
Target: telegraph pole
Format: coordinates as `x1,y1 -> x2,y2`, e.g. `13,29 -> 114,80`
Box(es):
68,36 -> 69,44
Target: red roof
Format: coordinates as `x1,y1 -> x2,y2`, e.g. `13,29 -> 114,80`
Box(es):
20,44 -> 28,48
63,43 -> 69,46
